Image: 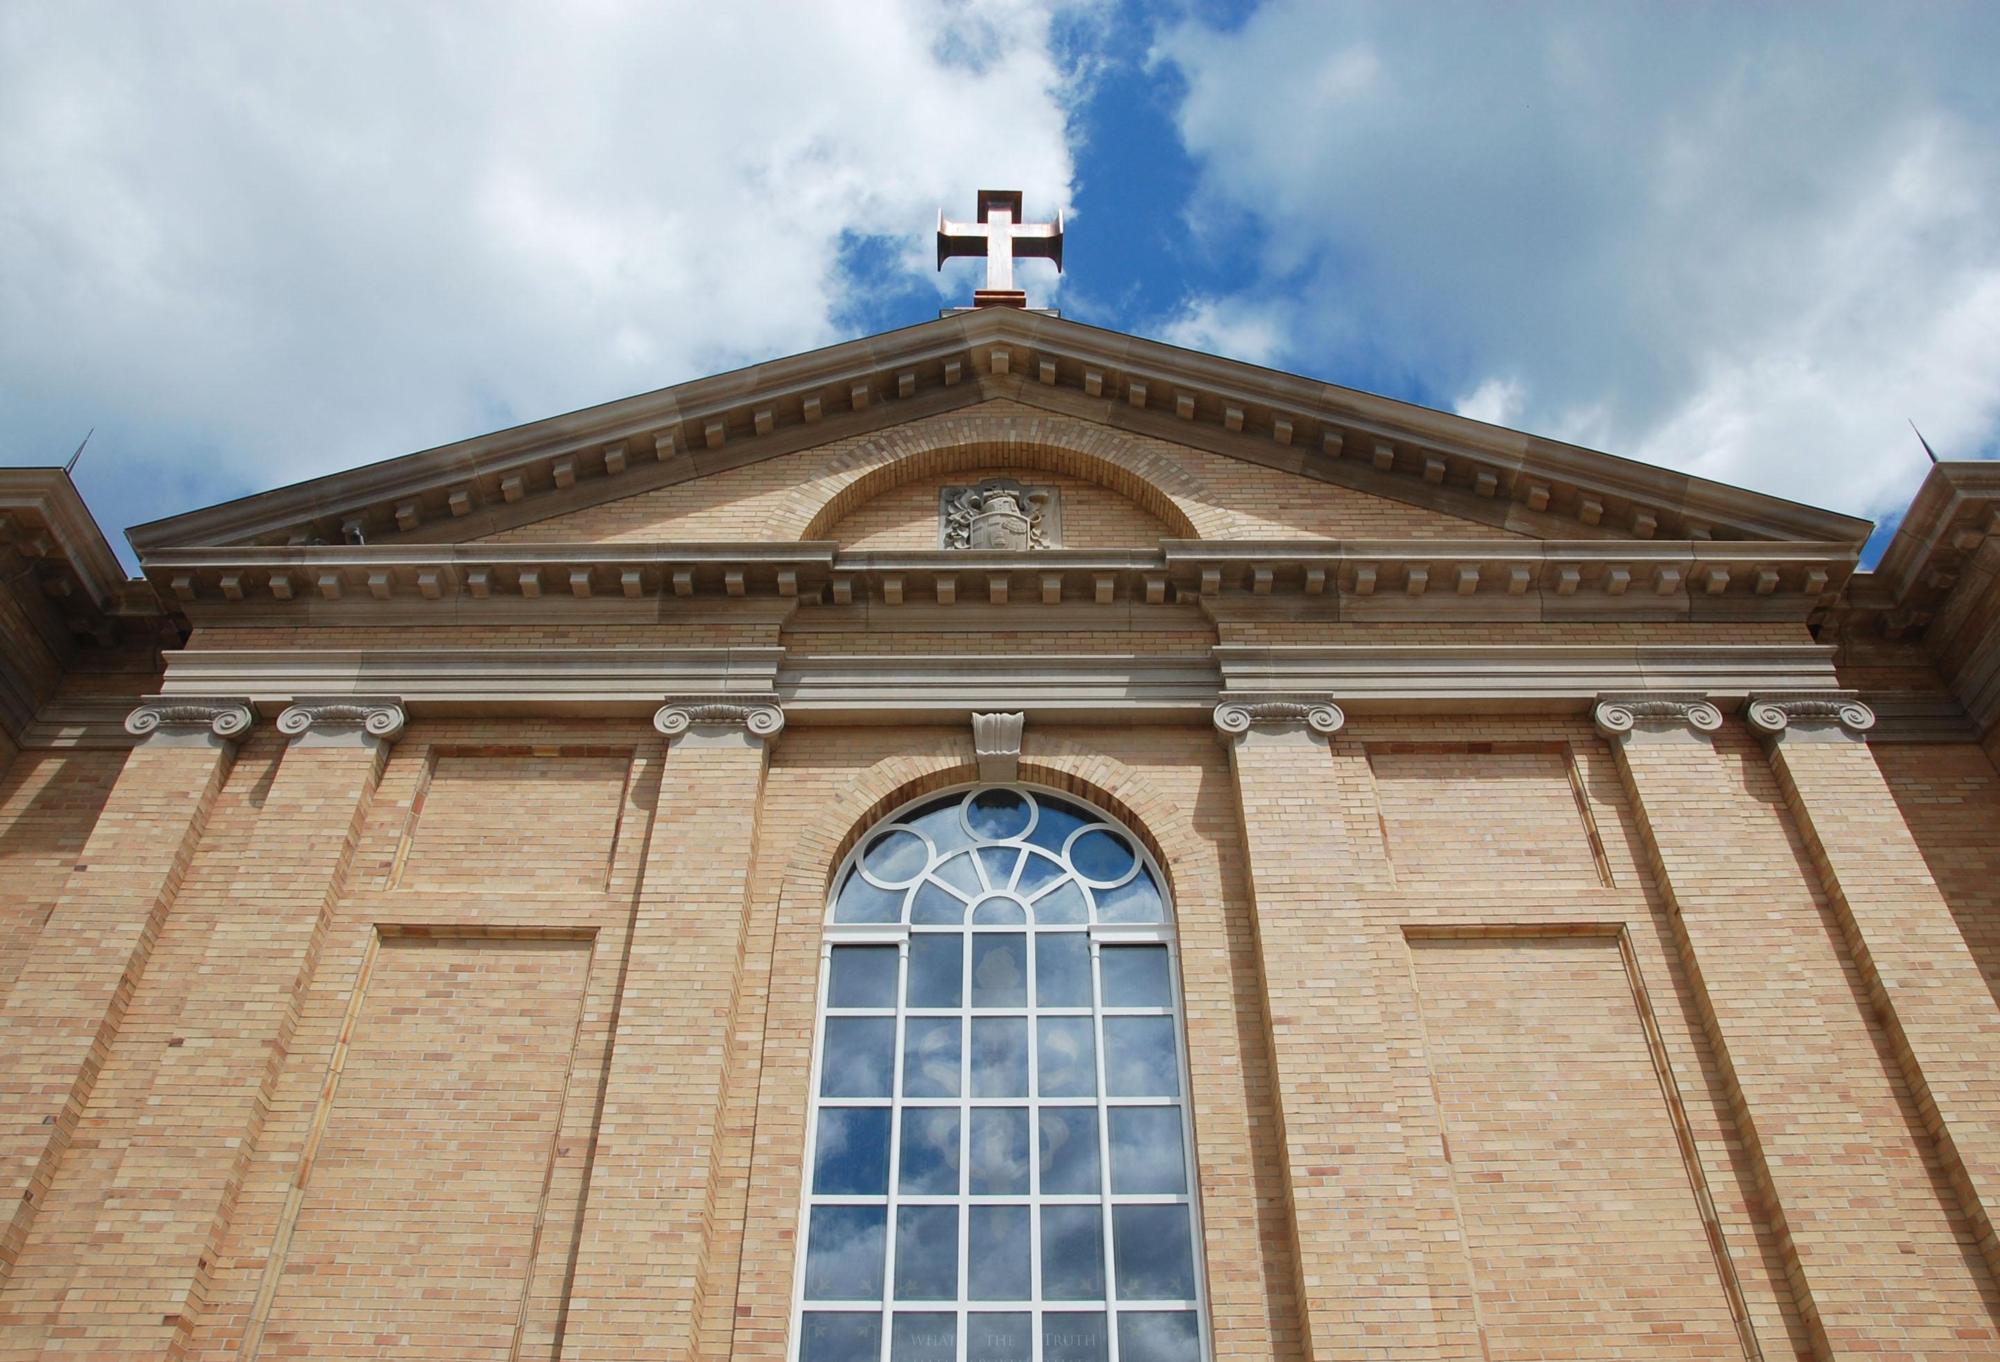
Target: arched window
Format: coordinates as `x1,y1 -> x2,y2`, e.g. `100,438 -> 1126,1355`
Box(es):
794,785 -> 1208,1362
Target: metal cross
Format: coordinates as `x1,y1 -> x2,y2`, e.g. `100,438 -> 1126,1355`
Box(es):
936,189 -> 1064,307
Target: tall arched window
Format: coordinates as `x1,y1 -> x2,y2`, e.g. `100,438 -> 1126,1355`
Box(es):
794,785 -> 1208,1362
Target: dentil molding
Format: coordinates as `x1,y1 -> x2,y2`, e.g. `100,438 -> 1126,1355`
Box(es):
1745,691 -> 1877,742
1591,692 -> 1725,742
275,697 -> 407,748
124,697 -> 256,747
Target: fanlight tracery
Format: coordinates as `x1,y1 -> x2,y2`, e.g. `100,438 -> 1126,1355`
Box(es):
796,785 -> 1206,1362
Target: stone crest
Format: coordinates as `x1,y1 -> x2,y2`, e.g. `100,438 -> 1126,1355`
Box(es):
939,478 -> 1059,551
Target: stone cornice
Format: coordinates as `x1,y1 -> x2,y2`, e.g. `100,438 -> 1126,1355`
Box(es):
275,697 -> 407,748
124,697 -> 255,747
1744,691 -> 1877,742
142,537 -> 1856,624
127,309 -> 1869,558
1213,695 -> 1346,738
1591,692 -> 1724,741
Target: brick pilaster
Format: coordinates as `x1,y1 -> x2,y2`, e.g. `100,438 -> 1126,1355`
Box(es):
0,699 -> 251,1285
1216,697 -> 1447,1362
1597,692 -> 2000,1356
559,698 -> 779,1362
2,700 -> 403,1357
1748,692 -> 2000,1285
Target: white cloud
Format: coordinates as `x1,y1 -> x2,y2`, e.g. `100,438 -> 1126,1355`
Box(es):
0,0 -> 1084,544
1152,294 -> 1291,367
1155,1 -> 2000,524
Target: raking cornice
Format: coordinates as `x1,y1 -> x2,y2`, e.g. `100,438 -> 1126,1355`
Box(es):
126,309 -> 1872,559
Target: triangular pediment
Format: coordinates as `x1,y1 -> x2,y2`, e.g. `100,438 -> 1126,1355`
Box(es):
129,308 -> 1870,558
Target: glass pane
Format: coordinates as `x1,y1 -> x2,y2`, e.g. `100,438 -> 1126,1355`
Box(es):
804,1205 -> 886,1300
1094,871 -> 1165,924
971,896 -> 1027,925
813,1107 -> 891,1195
894,1205 -> 958,1300
1099,946 -> 1172,1008
907,934 -> 963,1008
1024,798 -> 1089,856
1016,849 -> 1066,896
1107,1107 -> 1188,1194
863,828 -> 930,885
968,1107 -> 1030,1195
911,882 -> 967,925
967,1205 -> 1031,1300
1117,1312 -> 1200,1362
1070,829 -> 1136,885
1035,932 -> 1092,1007
933,851 -> 984,900
1103,1016 -> 1179,1097
834,869 -> 903,924
976,845 -> 1022,893
966,1313 -> 1032,1362
902,1018 -> 961,1098
970,1018 -> 1028,1097
1039,1204 -> 1105,1300
828,946 -> 899,1009
1038,1108 -> 1100,1195
802,1312 -> 882,1362
1042,1313 -> 1109,1362
1032,879 -> 1089,925
897,1108 -> 960,1195
906,796 -> 974,856
967,787 -> 1033,839
1037,1017 -> 1097,1098
821,1017 -> 895,1098
1112,1205 -> 1197,1301
970,935 -> 1027,1008
892,1313 -> 957,1362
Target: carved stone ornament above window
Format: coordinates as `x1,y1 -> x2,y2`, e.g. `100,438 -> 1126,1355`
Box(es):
939,477 -> 1060,550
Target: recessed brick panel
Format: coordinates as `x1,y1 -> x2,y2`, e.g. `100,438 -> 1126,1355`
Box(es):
1370,745 -> 1608,885
396,750 -> 631,891
256,932 -> 590,1360
1409,933 -> 1745,1359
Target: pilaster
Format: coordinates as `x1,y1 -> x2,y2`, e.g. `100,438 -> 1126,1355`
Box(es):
1596,690 -> 2000,1355
1215,695 -> 1451,1360
560,696 -> 783,1362
0,698 -> 251,1285
1,700 -> 403,1355
1747,691 -> 2000,1285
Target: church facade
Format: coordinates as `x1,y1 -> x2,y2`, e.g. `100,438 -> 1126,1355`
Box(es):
1,301 -> 1998,1361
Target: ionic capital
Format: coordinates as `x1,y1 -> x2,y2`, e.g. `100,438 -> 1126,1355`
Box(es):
1745,691 -> 1876,743
123,697 -> 256,748
654,696 -> 785,748
275,697 -> 407,749
1592,692 -> 1723,743
1213,695 -> 1345,741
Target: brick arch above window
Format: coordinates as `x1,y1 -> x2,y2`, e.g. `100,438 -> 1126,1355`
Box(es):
786,415 -> 1223,544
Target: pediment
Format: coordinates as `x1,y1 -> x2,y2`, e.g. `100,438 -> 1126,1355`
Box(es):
129,308 -> 1870,559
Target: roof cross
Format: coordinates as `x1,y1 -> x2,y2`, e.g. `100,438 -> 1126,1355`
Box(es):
936,189 -> 1063,308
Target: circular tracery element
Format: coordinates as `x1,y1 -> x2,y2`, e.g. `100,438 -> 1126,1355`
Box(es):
832,786 -> 1166,927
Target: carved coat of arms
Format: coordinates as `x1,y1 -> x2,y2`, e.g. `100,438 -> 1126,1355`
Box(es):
939,478 -> 1060,550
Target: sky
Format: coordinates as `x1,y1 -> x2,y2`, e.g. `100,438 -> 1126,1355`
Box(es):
4,1 -> 1998,571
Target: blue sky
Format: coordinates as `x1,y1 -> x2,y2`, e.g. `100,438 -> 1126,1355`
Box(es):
4,1 -> 1997,571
